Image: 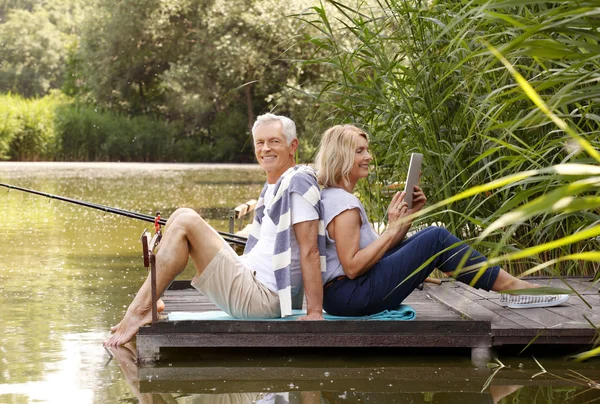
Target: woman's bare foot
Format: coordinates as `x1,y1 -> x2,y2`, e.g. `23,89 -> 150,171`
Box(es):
491,269 -> 540,292
110,299 -> 165,332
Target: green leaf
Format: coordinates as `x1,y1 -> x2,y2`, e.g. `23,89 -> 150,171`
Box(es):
499,286 -> 574,295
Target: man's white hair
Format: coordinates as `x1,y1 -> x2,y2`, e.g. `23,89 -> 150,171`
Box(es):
251,113 -> 297,145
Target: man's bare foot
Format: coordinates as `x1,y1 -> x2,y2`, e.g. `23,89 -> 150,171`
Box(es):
110,299 -> 165,333
104,301 -> 161,347
489,385 -> 522,404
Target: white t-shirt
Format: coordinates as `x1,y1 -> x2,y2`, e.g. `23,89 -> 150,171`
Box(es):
239,184 -> 318,294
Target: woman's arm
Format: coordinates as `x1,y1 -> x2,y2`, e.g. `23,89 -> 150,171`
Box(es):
329,190 -> 409,279
329,208 -> 400,279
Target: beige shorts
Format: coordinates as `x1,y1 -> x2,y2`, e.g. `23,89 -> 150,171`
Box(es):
191,240 -> 281,319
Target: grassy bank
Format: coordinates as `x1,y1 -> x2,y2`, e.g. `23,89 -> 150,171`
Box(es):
0,92 -> 252,162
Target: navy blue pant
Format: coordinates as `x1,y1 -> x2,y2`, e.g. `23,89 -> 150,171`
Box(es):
323,226 -> 501,316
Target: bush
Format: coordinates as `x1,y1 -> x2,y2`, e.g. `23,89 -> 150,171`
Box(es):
54,103 -> 183,162
0,91 -> 190,162
0,91 -> 67,160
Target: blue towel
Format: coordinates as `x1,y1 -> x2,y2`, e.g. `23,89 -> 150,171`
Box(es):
168,306 -> 415,322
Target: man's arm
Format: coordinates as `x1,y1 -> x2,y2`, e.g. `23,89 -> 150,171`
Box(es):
293,219 -> 324,320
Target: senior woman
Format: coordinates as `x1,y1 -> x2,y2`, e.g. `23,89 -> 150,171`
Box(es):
314,124 -> 569,316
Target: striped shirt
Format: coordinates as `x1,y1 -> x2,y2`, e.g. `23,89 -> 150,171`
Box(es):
244,165 -> 326,316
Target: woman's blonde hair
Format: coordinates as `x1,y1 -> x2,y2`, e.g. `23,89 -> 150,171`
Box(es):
315,124 -> 368,188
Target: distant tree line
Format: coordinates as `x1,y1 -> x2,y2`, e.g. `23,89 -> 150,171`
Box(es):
0,0 -> 328,162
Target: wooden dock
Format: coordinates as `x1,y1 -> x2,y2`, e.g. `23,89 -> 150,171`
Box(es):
136,277 -> 598,365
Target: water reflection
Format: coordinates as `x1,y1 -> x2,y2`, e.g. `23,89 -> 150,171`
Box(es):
111,348 -> 600,404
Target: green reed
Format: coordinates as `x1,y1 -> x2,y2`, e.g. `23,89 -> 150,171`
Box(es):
299,0 -> 600,277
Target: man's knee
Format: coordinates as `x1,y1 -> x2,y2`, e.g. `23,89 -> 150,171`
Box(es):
172,210 -> 206,233
172,207 -> 198,218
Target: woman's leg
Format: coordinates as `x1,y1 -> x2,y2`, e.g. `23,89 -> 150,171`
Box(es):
326,227 -> 511,316
381,225 -> 438,257
324,227 -> 458,315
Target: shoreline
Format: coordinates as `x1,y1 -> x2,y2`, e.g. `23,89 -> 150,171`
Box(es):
0,161 -> 264,171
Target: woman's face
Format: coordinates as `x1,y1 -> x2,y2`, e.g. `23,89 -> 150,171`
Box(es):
348,132 -> 372,184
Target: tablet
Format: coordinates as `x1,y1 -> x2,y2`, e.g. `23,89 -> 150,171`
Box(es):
403,153 -> 423,208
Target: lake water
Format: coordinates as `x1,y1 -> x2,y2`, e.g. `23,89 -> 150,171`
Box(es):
0,162 -> 598,404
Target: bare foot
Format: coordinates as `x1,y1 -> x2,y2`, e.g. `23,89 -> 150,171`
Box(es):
492,270 -> 541,292
110,299 -> 165,332
489,385 -> 522,404
508,279 -> 540,290
105,303 -> 157,347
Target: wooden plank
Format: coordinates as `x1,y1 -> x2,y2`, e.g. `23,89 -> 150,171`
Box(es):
543,305 -> 600,327
426,284 -> 523,329
546,277 -> 599,295
546,278 -> 600,307
495,303 -> 574,329
451,283 -> 545,329
453,280 -> 595,329
140,319 -> 490,335
493,329 -> 596,345
234,199 -> 257,219
137,331 -> 490,349
455,276 -> 598,299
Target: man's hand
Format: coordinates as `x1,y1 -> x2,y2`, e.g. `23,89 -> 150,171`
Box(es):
297,312 -> 325,321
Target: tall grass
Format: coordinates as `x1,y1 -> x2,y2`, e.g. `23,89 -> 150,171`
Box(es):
299,0 -> 600,276
55,103 -> 184,162
0,91 -> 67,160
0,92 -> 200,162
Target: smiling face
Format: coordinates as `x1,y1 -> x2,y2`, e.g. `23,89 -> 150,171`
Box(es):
253,120 -> 298,183
348,132 -> 372,185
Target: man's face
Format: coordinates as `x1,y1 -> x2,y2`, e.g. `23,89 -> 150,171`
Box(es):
253,120 -> 297,180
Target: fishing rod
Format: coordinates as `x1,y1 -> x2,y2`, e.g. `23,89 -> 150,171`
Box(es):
0,182 -> 248,246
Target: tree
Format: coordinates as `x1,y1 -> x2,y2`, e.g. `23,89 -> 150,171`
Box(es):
0,8 -> 65,96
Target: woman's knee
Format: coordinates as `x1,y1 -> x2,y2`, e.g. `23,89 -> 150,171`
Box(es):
430,226 -> 451,238
430,226 -> 463,247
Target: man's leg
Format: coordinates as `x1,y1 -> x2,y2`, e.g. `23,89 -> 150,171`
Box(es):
104,208 -> 223,347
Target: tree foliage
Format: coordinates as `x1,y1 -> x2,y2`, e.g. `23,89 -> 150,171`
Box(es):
0,0 -> 328,162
